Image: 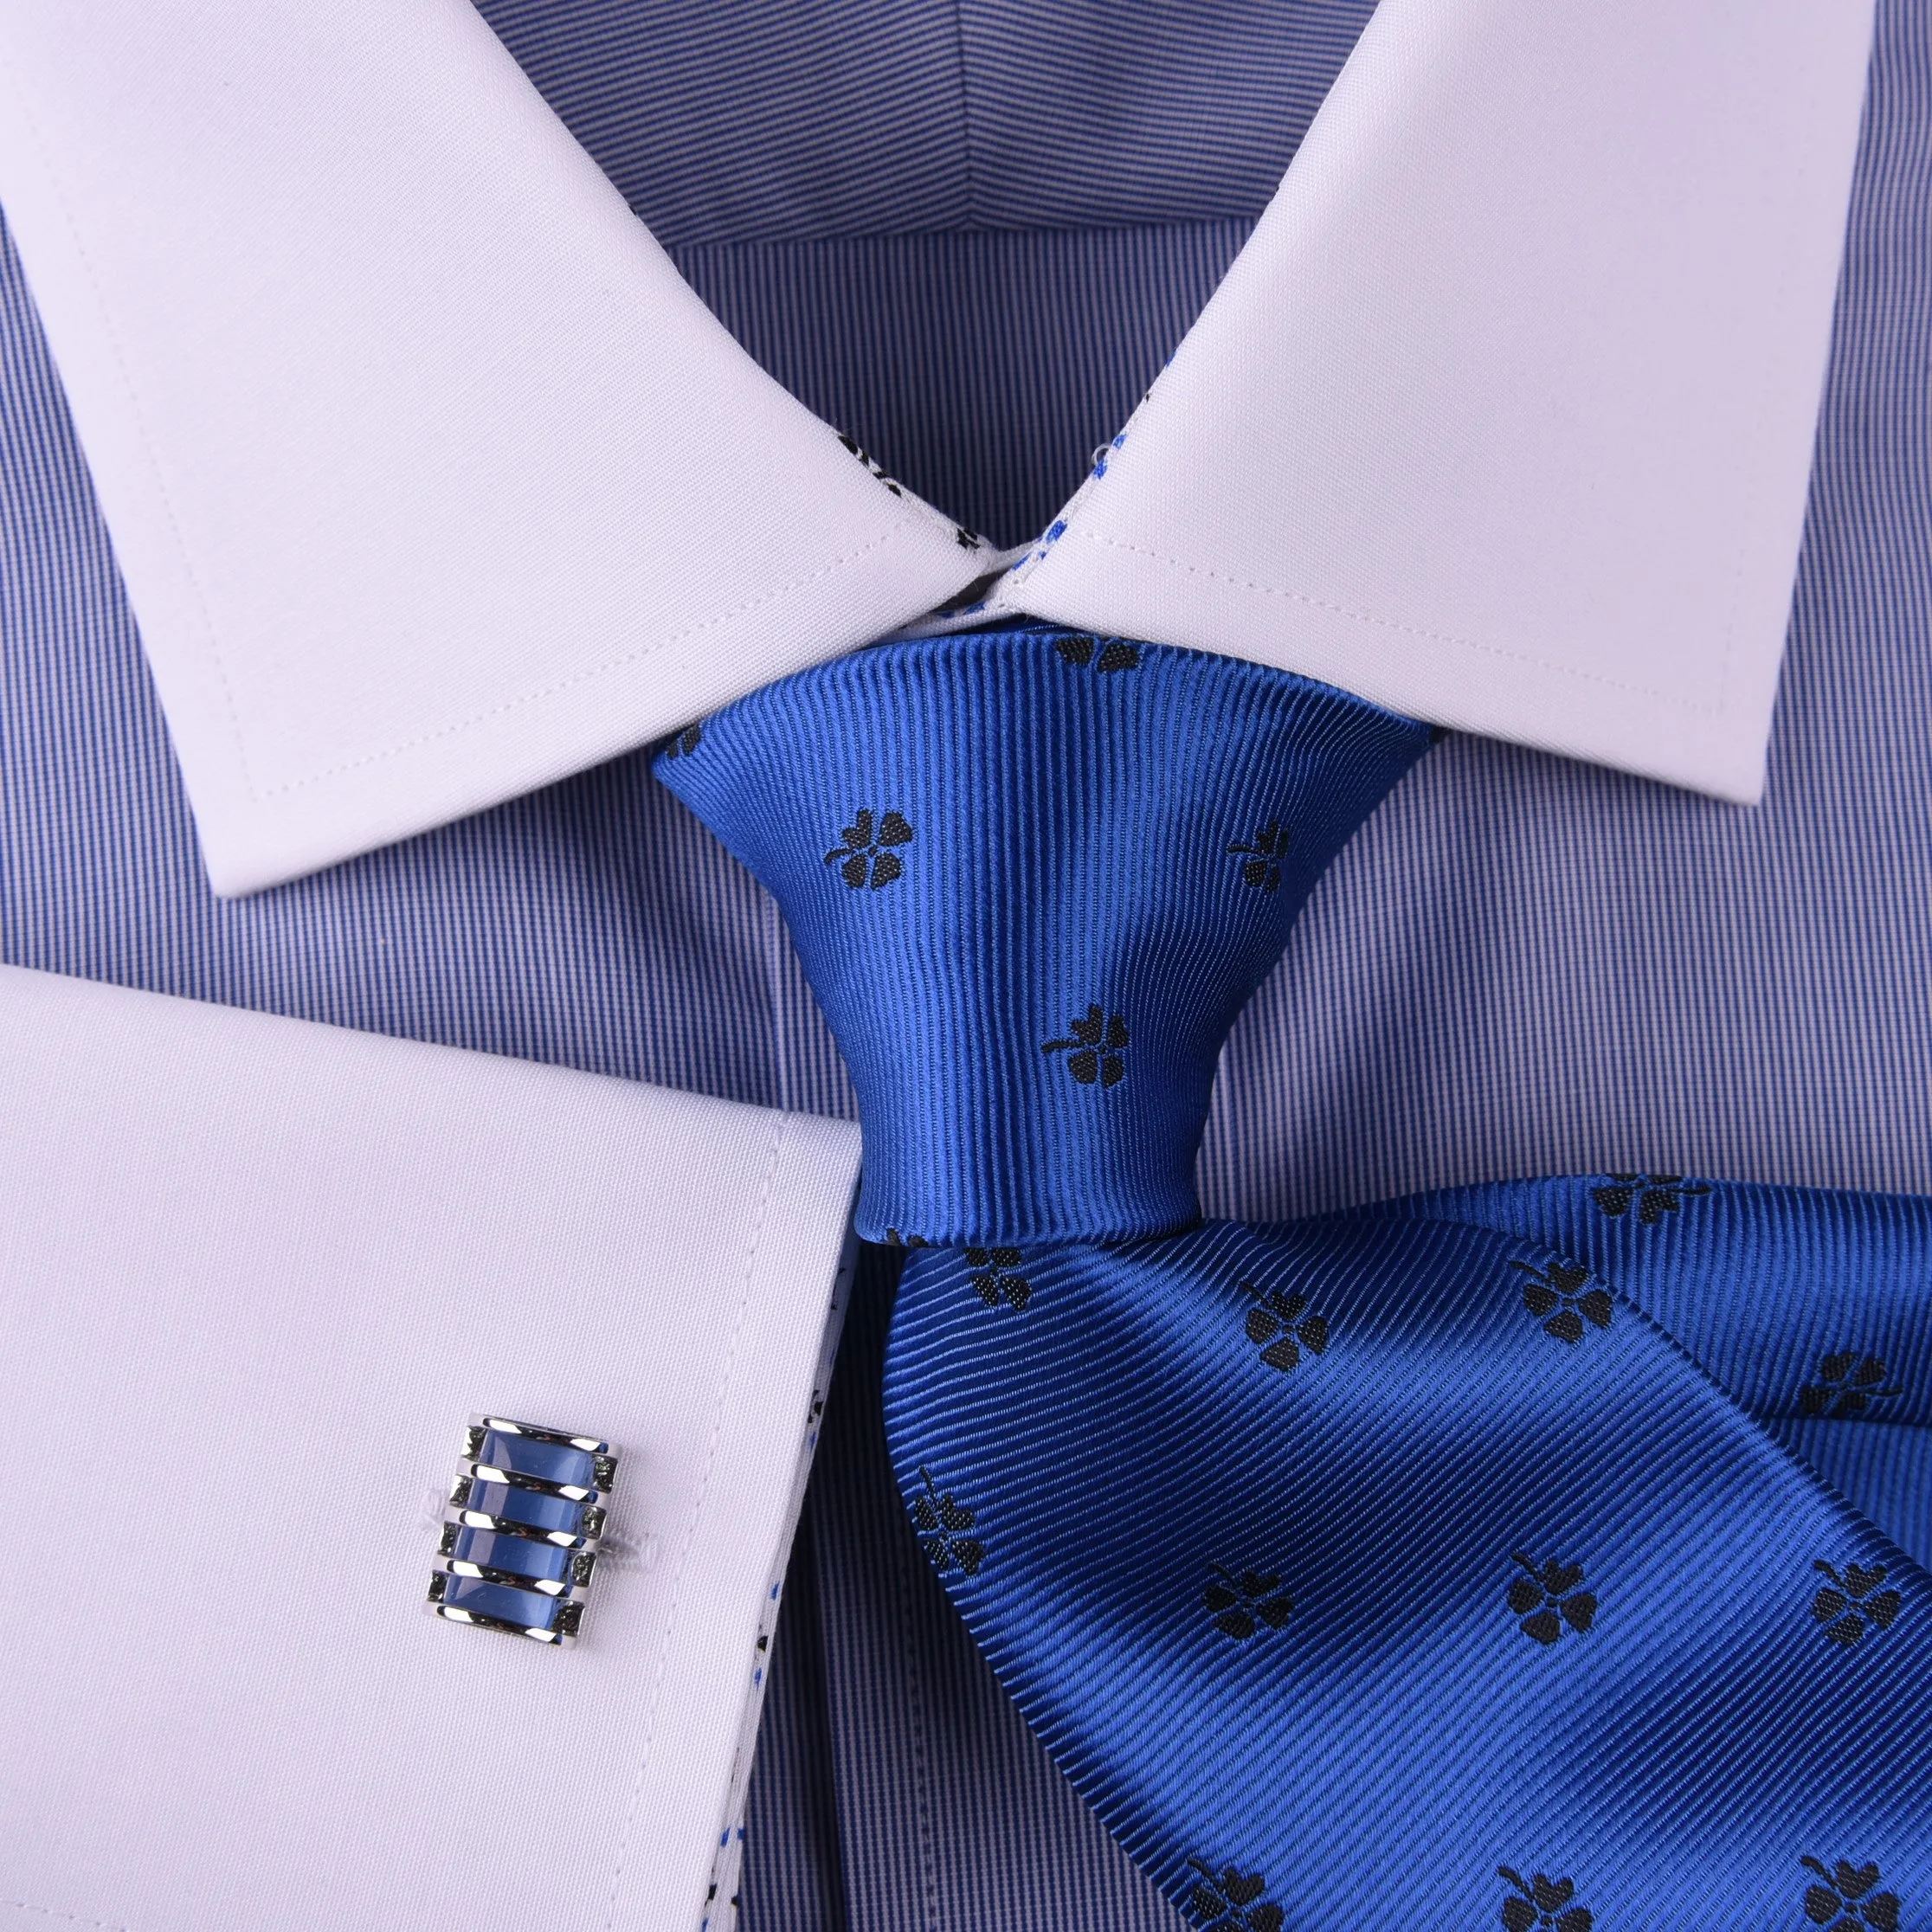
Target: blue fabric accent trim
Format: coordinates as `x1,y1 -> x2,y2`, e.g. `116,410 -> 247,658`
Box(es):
668,222 -> 1253,545
654,628 -> 1433,1245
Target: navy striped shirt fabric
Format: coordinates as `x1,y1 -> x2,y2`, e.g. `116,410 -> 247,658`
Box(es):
3,3 -> 1929,1929
671,224 -> 1253,548
472,0 -> 1376,245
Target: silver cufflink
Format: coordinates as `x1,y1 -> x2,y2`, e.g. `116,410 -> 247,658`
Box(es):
427,1416 -> 618,1645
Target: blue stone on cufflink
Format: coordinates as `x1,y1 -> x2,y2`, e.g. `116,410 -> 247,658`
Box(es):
428,1415 -> 617,1645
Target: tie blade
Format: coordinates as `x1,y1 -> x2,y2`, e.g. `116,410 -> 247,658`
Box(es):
1356,1176 -> 1932,1420
884,1213 -> 1932,1927
1361,1175 -> 1932,1568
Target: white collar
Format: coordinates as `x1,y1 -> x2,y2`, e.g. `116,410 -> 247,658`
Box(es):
0,0 -> 1873,892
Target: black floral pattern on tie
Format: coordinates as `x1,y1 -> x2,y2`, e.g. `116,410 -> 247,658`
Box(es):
1804,1859 -> 1902,1930
826,808 -> 914,888
1508,1554 -> 1597,1645
1813,1561 -> 1902,1645
1053,632 -> 1141,672
1511,1259 -> 1612,1344
1800,1353 -> 1903,1418
1204,1565 -> 1294,1639
1499,1870 -> 1592,1932
1590,1172 -> 1712,1222
1240,1281 -> 1329,1371
1227,822 -> 1289,892
911,1468 -> 982,1575
1043,1005 -> 1129,1085
1187,1859 -> 1283,1932
964,1246 -> 1031,1310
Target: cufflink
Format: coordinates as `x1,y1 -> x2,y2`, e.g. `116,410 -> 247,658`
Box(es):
427,1416 -> 618,1645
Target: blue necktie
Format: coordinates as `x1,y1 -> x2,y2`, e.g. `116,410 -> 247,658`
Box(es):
658,625 -> 1930,1931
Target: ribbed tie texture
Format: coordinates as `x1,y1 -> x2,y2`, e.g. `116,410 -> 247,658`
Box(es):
654,624 -> 1433,1246
885,1184 -> 1932,1928
655,622 -> 1932,1931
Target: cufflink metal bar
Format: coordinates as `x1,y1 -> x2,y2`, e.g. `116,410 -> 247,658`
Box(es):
428,1415 -> 618,1646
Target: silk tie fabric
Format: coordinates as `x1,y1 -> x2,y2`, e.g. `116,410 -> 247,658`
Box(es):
655,624 -> 1930,1930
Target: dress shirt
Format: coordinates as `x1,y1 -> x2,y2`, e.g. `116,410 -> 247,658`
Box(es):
0,3 -> 1923,1929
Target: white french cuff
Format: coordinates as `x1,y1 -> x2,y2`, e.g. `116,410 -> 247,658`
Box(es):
0,963 -> 860,1932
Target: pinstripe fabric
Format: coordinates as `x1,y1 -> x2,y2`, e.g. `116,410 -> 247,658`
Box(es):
0,3 -> 1927,1929
670,224 -> 1252,546
943,1 -> 1377,232
473,0 -> 1375,245
739,1504 -> 850,1932
476,0 -> 1368,544
475,0 -> 973,245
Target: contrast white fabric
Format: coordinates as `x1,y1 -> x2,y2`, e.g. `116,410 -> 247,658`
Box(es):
0,963 -> 861,1932
0,0 -> 1877,895
1004,0 -> 1875,804
0,0 -> 984,893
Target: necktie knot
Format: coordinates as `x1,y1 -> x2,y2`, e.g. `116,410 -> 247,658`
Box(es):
654,625 -> 1932,1925
656,625 -> 1433,1245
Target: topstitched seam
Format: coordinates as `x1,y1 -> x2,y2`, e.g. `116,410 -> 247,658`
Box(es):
255,525 -> 922,801
603,1120 -> 788,1929
14,102 -> 256,796
1064,527 -> 1729,716
20,115 -> 969,814
3,1906 -> 129,1931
